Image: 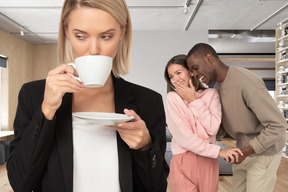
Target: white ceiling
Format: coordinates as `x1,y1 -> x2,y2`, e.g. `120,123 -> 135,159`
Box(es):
0,0 -> 288,45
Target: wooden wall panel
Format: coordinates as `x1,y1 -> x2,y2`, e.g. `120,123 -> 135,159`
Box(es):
32,45 -> 58,80
0,30 -> 33,131
0,30 -> 58,131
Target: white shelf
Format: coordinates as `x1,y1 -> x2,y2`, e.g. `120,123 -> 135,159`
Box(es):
283,154 -> 288,158
276,26 -> 288,134
277,46 -> 288,53
277,83 -> 288,86
277,58 -> 288,64
277,72 -> 288,75
279,107 -> 288,110
277,23 -> 288,31
277,95 -> 288,98
277,35 -> 288,42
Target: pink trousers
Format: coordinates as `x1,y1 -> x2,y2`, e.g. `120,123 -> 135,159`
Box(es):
169,151 -> 219,192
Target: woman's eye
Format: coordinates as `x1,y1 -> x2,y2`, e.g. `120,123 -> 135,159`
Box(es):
102,35 -> 112,40
75,34 -> 85,40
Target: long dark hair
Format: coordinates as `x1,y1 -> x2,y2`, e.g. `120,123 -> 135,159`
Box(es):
164,54 -> 207,93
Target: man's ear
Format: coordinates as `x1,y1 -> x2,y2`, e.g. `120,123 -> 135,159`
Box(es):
205,53 -> 214,65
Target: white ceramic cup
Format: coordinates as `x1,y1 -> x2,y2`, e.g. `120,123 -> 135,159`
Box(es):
68,55 -> 113,87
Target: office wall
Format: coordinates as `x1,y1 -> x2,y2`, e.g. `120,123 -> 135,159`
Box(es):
0,29 -> 208,130
210,38 -> 275,53
125,30 -> 275,103
0,29 -> 275,130
32,45 -> 59,80
0,31 -> 59,131
210,39 -> 275,80
0,30 -> 33,131
125,30 -> 208,101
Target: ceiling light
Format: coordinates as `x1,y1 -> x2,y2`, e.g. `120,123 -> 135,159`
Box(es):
230,30 -> 238,39
184,0 -> 202,30
208,34 -> 220,39
249,37 -> 275,43
20,27 -> 24,36
184,5 -> 188,14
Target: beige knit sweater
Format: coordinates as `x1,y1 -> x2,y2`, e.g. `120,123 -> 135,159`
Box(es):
215,66 -> 287,156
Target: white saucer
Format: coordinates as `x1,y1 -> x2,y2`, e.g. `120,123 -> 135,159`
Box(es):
73,112 -> 134,125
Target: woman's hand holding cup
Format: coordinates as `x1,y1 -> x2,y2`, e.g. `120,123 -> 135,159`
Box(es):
42,55 -> 112,120
42,64 -> 84,120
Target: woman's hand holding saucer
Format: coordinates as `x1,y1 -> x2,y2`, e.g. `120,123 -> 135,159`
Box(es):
113,109 -> 152,151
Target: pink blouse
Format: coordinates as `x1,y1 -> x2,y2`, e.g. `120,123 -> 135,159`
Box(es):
165,88 -> 221,159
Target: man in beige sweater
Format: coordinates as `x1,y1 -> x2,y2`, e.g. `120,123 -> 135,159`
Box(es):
186,43 -> 287,192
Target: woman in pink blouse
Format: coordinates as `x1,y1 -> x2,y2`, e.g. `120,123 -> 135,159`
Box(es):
164,55 -> 242,192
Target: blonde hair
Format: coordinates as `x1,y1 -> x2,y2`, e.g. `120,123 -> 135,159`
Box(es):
58,0 -> 132,77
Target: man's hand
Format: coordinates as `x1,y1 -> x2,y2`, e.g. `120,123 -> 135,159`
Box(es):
234,145 -> 254,164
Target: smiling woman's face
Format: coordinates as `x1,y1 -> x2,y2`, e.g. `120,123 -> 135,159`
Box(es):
65,7 -> 126,59
167,63 -> 191,87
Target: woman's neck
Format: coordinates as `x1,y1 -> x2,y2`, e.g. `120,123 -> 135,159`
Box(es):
72,75 -> 115,113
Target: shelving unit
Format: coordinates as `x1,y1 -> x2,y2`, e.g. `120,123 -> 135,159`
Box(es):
277,46 -> 288,53
275,22 -> 288,158
277,58 -> 288,64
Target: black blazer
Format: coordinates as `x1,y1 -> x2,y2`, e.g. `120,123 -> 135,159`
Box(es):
7,76 -> 169,192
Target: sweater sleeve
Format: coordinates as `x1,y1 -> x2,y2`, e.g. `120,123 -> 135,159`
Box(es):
188,89 -> 221,136
246,87 -> 287,154
165,92 -> 220,159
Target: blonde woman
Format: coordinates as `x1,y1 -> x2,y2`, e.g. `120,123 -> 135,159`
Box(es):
7,0 -> 169,191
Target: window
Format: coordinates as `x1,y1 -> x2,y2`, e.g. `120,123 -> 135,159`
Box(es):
264,79 -> 275,100
0,55 -> 7,131
0,67 -> 1,131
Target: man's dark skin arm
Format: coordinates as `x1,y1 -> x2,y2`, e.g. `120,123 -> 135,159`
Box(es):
233,146 -> 254,164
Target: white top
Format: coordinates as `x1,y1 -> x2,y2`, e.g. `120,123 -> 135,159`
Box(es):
72,113 -> 121,192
